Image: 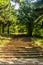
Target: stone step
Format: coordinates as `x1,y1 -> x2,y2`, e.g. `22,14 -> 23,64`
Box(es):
0,51 -> 42,55
0,47 -> 43,58
0,52 -> 43,58
0,55 -> 43,58
0,51 -> 40,53
0,52 -> 42,54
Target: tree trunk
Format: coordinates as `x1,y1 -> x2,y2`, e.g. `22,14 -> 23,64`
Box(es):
7,24 -> 9,34
0,24 -> 1,34
27,23 -> 33,37
2,23 -> 4,33
27,28 -> 32,36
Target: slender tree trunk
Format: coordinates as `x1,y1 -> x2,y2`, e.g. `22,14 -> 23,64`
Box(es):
2,23 -> 4,33
27,23 -> 33,37
27,29 -> 32,36
7,24 -> 9,34
0,24 -> 1,34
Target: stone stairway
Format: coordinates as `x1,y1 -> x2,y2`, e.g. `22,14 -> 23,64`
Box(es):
0,46 -> 43,58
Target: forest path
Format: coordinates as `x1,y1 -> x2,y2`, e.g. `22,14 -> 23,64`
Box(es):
0,36 -> 43,65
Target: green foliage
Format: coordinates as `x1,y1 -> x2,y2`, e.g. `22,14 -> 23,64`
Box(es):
0,0 -> 17,33
32,0 -> 43,36
0,0 -> 43,37
0,0 -> 10,9
33,15 -> 43,36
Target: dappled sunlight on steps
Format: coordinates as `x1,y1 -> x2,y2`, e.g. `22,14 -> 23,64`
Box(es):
0,46 -> 43,58
0,46 -> 43,65
0,58 -> 43,65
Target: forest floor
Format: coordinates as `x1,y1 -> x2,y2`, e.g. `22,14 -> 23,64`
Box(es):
0,34 -> 43,48
0,34 -> 43,65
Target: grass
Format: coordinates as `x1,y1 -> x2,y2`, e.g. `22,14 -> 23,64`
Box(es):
0,36 -> 11,45
32,37 -> 43,48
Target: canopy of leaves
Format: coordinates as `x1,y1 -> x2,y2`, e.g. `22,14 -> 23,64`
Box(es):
0,0 -> 43,36
0,0 -> 10,9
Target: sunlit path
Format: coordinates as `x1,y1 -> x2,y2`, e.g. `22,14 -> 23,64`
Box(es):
0,44 -> 43,65
0,58 -> 43,65
0,36 -> 43,65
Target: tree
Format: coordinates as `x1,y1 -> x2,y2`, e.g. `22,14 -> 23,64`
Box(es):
16,1 -> 34,36
0,0 -> 10,33
32,0 -> 43,36
0,0 -> 17,34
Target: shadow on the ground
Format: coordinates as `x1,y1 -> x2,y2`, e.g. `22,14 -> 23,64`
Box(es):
0,33 -> 33,44
0,33 -> 43,38
21,37 -> 32,42
0,33 -> 29,38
